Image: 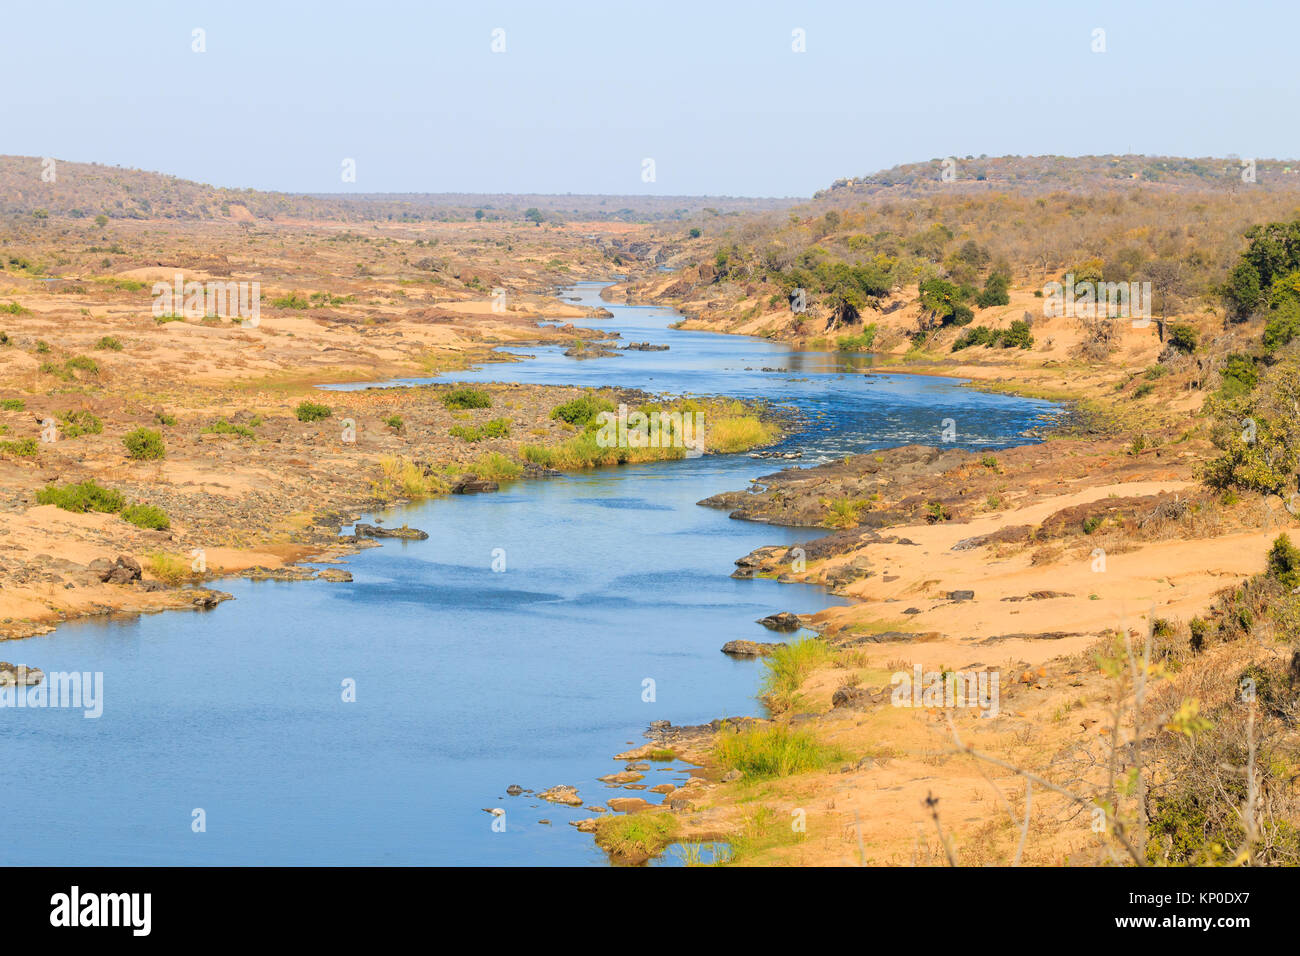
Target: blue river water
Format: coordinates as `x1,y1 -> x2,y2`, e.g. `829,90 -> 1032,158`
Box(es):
0,283 -> 1057,865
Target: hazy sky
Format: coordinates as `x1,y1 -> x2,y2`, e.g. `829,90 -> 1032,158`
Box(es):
3,0 -> 1294,197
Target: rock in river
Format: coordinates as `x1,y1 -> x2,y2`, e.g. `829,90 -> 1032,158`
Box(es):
539,785 -> 583,806
0,662 -> 44,687
721,640 -> 783,657
757,611 -> 802,632
353,523 -> 429,540
451,478 -> 499,494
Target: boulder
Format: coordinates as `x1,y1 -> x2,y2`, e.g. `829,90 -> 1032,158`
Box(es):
450,478 -> 499,494
757,611 -> 801,632
538,785 -> 583,806
353,523 -> 428,540
92,555 -> 141,585
0,662 -> 44,687
721,640 -> 782,657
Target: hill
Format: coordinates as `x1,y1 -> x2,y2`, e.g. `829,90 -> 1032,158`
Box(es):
0,155 -> 797,224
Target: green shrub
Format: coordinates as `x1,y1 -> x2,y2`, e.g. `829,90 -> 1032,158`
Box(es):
123,427 -> 165,460
1267,533 -> 1300,590
383,414 -> 403,430
441,387 -> 492,411
449,417 -> 510,442
0,437 -> 38,458
999,319 -> 1034,349
0,302 -> 29,315
294,400 -> 332,422
950,304 -> 975,326
270,293 -> 310,309
975,271 -> 1011,308
95,336 -> 123,351
203,418 -> 255,438
925,500 -> 952,523
154,411 -> 177,426
1217,354 -> 1258,399
1,398 -> 26,411
1204,349 -> 1300,493
65,355 -> 99,374
835,325 -> 878,351
36,480 -> 125,514
1168,324 -> 1198,354
59,409 -> 103,438
122,503 -> 170,530
952,325 -> 997,351
550,394 -> 611,426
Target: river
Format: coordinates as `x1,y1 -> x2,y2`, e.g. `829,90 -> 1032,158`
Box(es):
0,283 -> 1057,865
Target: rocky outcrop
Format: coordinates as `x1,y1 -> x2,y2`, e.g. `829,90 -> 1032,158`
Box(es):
451,478 -> 499,494
623,342 -> 669,351
0,662 -> 44,686
721,640 -> 783,657
88,555 -> 142,585
538,785 -> 584,806
353,523 -> 429,540
563,345 -> 619,359
757,611 -> 802,631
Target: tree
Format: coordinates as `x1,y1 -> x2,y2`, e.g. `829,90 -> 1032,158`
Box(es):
1148,259 -> 1187,343
524,207 -> 543,224
1225,260 -> 1262,321
975,271 -> 1010,308
1204,347 -> 1300,494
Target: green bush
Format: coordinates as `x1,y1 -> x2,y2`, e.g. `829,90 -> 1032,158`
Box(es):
1168,324 -> 1198,354
1217,354 -> 1258,399
95,336 -> 123,351
441,387 -> 492,411
122,503 -> 170,530
449,417 -> 510,443
203,418 -> 255,438
0,437 -> 38,458
383,414 -> 403,430
1204,349 -> 1300,493
65,355 -> 99,374
975,271 -> 1011,308
550,394 -> 612,426
294,400 -> 332,422
36,480 -> 125,514
59,409 -> 103,438
952,325 -> 997,351
835,325 -> 877,351
999,319 -> 1034,349
123,427 -> 165,460
1267,533 -> 1300,590
1,398 -> 26,411
270,293 -> 310,309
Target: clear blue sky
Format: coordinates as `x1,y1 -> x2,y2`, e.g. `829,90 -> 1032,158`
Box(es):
2,0 -> 1293,197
